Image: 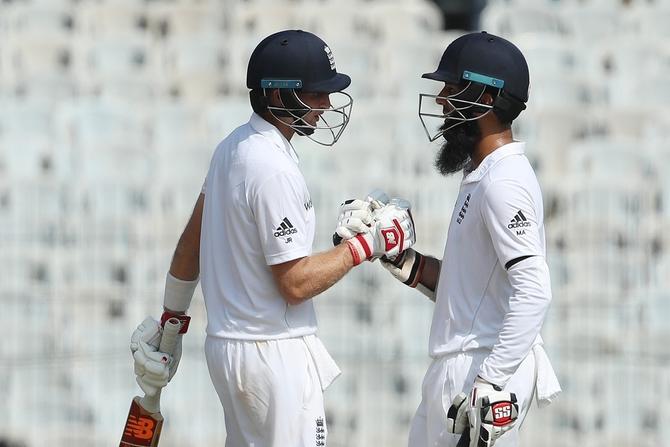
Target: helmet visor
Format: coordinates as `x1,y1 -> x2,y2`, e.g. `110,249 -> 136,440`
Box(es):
418,82 -> 494,142
268,91 -> 353,147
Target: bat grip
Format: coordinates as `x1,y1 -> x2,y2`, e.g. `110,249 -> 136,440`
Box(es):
139,318 -> 182,413
456,430 -> 470,447
159,318 -> 182,354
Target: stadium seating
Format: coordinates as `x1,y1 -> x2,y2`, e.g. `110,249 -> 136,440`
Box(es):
1,0 -> 669,446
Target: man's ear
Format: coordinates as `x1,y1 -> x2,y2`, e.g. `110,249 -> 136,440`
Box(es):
268,88 -> 282,106
481,92 -> 495,106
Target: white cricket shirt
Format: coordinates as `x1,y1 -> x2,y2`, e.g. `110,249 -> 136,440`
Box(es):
429,142 -> 552,385
200,113 -> 317,340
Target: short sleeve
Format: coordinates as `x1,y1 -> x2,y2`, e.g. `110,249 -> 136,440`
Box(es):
480,179 -> 544,269
251,171 -> 312,265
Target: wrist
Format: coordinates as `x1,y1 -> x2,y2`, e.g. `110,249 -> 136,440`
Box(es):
163,272 -> 199,313
160,311 -> 191,334
388,249 -> 425,287
346,233 -> 373,266
475,375 -> 502,391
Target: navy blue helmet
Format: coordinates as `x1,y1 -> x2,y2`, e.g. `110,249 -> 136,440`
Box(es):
419,31 -> 530,141
247,30 -> 353,146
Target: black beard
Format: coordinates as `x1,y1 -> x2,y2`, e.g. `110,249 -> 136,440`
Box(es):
434,120 -> 481,176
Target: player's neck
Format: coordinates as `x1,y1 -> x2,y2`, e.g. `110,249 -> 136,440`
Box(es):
262,113 -> 296,141
471,123 -> 513,168
275,121 -> 296,142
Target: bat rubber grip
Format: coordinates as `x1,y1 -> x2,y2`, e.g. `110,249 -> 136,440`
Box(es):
456,430 -> 470,447
332,232 -> 343,246
159,318 -> 181,356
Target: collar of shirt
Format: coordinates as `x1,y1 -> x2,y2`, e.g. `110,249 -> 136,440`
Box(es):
461,141 -> 526,185
248,112 -> 300,164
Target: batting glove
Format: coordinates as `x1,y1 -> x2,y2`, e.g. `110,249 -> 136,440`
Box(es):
334,199 -> 374,241
334,189 -> 390,243
458,376 -> 519,447
447,388 -> 470,435
345,200 -> 416,265
380,248 -> 425,286
130,317 -> 183,396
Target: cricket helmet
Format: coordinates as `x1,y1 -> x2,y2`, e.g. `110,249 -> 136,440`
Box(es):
419,31 -> 530,141
247,30 -> 353,146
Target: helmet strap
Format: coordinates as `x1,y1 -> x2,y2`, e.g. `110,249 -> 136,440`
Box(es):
493,90 -> 526,124
249,89 -> 269,114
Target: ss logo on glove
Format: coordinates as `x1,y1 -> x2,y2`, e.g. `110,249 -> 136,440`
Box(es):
492,402 -> 513,425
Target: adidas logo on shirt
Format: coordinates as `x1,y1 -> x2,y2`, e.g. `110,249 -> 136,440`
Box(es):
507,210 -> 531,229
274,217 -> 298,237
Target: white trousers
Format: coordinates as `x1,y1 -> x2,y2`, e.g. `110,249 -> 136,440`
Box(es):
205,335 -> 338,447
408,349 -> 536,447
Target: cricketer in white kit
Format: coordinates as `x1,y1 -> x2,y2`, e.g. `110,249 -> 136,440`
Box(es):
127,29 -> 416,447
337,32 -> 562,447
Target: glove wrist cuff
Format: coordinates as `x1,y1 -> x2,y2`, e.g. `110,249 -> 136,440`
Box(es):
346,234 -> 372,265
405,250 -> 425,288
160,311 -> 191,334
389,249 -> 425,287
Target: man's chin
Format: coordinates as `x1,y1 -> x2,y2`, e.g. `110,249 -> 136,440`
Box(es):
295,126 -> 316,136
293,118 -> 316,136
433,122 -> 480,176
434,145 -> 471,176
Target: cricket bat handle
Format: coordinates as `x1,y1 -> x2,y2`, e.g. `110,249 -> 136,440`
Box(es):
457,430 -> 470,447
120,318 -> 182,447
138,318 -> 182,413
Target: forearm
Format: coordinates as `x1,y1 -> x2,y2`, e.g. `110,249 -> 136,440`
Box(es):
480,256 -> 552,386
417,255 -> 441,300
168,194 -> 204,282
169,238 -> 200,282
164,194 -> 204,314
274,243 -> 355,305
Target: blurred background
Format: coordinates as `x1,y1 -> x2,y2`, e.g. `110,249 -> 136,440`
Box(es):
1,0 -> 669,445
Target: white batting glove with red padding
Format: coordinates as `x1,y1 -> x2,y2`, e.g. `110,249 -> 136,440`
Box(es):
346,201 -> 415,265
466,376 -> 519,447
334,189 -> 390,243
335,199 -> 374,241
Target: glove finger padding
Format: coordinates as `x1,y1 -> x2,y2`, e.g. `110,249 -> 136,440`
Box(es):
334,191 -> 390,243
468,390 -> 519,447
130,315 -> 184,395
366,188 -> 390,211
133,340 -> 172,397
333,199 -> 374,246
447,392 -> 470,435
338,207 -> 373,223
336,215 -> 371,240
339,201 -> 374,224
130,317 -> 162,352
